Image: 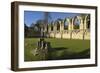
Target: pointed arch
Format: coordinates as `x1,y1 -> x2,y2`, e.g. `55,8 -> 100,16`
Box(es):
86,14 -> 90,29
73,16 -> 80,29
64,18 -> 68,30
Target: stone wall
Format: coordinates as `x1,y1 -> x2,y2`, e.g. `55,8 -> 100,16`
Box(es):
44,15 -> 90,40
48,29 -> 90,40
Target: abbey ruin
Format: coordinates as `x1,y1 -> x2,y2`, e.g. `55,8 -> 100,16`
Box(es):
43,15 -> 90,40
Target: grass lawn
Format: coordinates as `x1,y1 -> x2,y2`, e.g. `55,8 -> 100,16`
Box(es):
24,38 -> 90,61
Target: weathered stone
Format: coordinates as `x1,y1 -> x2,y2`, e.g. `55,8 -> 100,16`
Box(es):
47,15 -> 90,40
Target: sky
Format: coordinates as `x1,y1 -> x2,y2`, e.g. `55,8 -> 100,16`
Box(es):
24,11 -> 81,27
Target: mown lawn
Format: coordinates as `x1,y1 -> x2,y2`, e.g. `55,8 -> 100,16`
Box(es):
24,38 -> 90,61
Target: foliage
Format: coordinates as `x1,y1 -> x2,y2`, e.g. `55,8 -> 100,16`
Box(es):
24,23 -> 29,37
74,24 -> 79,29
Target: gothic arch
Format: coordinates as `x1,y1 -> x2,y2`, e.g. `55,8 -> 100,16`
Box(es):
65,18 -> 72,30
86,14 -> 90,29
55,20 -> 60,31
73,16 -> 80,29
64,18 -> 69,30
51,21 -> 54,31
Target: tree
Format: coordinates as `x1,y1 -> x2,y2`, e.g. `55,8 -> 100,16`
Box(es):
24,23 -> 29,38
36,20 -> 45,28
35,20 -> 45,38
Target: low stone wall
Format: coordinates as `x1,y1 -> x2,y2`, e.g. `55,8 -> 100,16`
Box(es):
48,29 -> 90,40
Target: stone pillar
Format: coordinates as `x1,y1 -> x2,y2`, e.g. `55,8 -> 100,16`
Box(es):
58,20 -> 64,38
64,18 -> 67,30
77,16 -> 86,40
58,21 -> 62,31
77,16 -> 84,30
58,21 -> 62,32
84,15 -> 88,29
54,23 -> 57,32
66,18 -> 73,39
59,20 -> 64,31
67,18 -> 72,31
71,18 -> 74,30
48,24 -> 51,32
61,20 -> 64,31
44,25 -> 47,32
54,22 -> 57,38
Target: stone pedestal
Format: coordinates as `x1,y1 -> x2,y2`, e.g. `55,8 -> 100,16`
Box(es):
34,38 -> 49,60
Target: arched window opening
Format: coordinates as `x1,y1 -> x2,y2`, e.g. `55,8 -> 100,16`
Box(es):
74,18 -> 79,29
64,21 -> 68,30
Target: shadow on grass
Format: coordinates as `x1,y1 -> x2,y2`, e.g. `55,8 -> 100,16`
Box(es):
47,47 -> 90,60
62,48 -> 90,59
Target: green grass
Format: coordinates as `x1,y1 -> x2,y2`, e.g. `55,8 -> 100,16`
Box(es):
24,38 -> 90,61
